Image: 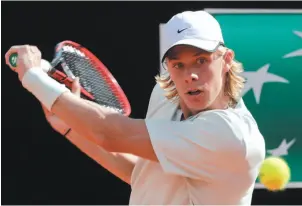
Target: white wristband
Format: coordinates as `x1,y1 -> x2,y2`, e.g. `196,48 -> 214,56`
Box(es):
22,68 -> 70,111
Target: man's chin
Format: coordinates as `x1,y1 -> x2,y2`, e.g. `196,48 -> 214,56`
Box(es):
185,101 -> 210,114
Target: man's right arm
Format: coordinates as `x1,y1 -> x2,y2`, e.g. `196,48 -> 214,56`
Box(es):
43,105 -> 137,185
64,83 -> 161,184
40,77 -> 138,185
65,129 -> 137,185
43,81 -> 160,185
66,84 -> 161,183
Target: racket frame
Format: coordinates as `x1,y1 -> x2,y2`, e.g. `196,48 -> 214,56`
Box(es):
49,40 -> 131,116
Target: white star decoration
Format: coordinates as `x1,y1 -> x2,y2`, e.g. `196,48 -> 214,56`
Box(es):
267,138 -> 296,157
283,30 -> 302,58
241,64 -> 289,104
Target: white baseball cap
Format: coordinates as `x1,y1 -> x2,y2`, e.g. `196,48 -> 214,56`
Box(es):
161,10 -> 225,62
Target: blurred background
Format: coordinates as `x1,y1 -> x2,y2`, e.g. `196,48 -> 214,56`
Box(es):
2,1 -> 302,205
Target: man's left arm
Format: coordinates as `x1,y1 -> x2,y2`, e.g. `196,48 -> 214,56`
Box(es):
52,91 -> 159,162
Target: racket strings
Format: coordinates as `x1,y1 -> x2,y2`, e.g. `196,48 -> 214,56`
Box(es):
60,46 -> 124,113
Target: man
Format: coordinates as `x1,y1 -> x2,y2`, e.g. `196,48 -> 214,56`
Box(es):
6,10 -> 265,205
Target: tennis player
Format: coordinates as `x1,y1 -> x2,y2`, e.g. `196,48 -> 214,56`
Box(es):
6,10 -> 265,205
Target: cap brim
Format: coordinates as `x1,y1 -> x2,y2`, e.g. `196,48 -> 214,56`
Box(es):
161,39 -> 222,62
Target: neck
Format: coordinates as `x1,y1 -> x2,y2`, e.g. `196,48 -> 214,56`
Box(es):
179,94 -> 230,120
178,99 -> 194,120
209,93 -> 230,110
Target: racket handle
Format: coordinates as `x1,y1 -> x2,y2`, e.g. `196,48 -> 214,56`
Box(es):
51,71 -> 95,100
8,53 -> 18,68
63,78 -> 96,100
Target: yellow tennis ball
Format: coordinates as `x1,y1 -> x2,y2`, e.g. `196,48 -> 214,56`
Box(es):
258,156 -> 290,191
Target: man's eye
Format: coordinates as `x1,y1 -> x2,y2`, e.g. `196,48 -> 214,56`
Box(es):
173,63 -> 185,69
197,58 -> 207,64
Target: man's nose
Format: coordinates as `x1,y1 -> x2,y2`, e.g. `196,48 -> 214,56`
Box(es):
185,72 -> 199,84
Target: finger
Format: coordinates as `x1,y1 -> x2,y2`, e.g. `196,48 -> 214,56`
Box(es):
29,45 -> 42,57
71,77 -> 81,97
30,45 -> 38,52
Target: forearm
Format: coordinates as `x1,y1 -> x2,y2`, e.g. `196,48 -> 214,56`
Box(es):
51,92 -> 157,161
51,92 -> 149,154
65,130 -> 137,184
51,92 -> 120,147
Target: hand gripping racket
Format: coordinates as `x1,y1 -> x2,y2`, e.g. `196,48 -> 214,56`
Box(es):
8,40 -> 131,116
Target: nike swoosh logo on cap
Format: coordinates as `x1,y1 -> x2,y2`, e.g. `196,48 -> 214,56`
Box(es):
177,28 -> 189,33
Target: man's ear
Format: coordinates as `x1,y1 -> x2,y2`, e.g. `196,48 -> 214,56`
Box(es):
224,49 -> 234,72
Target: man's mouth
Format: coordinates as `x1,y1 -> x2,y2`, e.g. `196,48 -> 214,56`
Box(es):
186,89 -> 202,95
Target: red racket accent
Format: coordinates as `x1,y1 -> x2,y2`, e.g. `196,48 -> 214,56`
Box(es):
53,40 -> 131,116
51,70 -> 95,100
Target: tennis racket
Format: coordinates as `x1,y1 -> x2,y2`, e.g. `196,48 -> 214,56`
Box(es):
8,40 -> 131,116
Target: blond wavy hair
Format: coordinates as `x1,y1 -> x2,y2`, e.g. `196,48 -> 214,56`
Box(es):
155,46 -> 245,107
